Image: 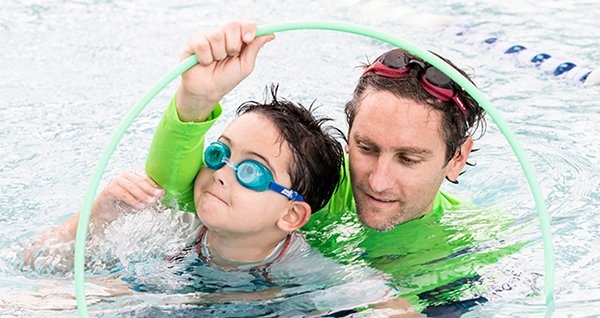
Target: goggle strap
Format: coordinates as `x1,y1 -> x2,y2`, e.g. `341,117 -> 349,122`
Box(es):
362,61 -> 411,77
363,61 -> 469,121
451,95 -> 469,120
268,182 -> 305,202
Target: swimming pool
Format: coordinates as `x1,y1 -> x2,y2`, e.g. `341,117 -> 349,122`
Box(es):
1,0 -> 599,316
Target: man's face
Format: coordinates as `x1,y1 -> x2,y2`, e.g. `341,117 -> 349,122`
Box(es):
347,89 -> 458,232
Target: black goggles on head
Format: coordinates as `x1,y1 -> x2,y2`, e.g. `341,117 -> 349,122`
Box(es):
362,51 -> 469,120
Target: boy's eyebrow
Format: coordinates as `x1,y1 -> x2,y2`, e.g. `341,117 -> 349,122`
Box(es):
217,135 -> 278,178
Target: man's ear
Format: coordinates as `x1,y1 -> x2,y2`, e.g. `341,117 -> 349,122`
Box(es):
277,201 -> 312,232
446,136 -> 474,181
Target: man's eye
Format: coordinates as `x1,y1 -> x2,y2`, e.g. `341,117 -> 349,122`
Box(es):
399,156 -> 419,164
358,145 -> 376,153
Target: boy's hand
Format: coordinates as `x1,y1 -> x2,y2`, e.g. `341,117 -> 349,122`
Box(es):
176,17 -> 275,122
91,171 -> 165,224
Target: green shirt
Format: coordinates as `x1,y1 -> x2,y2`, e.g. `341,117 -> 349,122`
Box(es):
303,190 -> 524,309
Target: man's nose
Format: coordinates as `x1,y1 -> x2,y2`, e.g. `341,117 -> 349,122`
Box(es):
368,156 -> 395,193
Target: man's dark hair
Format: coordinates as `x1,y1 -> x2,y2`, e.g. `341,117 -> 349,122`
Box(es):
345,48 -> 487,177
236,85 -> 345,213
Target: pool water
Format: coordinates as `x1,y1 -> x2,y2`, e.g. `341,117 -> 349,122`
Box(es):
1,0 -> 599,317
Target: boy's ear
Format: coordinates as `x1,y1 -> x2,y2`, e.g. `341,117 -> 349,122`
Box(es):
277,201 -> 312,232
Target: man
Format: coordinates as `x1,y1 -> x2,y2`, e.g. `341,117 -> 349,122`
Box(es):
299,49 -> 521,314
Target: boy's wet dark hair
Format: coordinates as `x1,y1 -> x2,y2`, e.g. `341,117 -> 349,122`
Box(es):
236,85 -> 345,213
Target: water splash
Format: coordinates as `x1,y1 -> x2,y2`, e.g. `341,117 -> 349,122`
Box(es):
84,203 -> 196,274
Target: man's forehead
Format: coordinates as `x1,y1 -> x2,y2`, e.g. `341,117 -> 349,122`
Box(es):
350,91 -> 446,153
355,89 -> 442,122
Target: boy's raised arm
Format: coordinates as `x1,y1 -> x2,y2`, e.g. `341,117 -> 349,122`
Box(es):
145,18 -> 274,211
175,18 -> 274,122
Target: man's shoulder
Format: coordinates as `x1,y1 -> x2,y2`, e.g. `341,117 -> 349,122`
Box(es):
430,190 -> 473,214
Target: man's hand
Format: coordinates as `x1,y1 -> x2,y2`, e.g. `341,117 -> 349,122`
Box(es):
176,17 -> 275,122
22,171 -> 164,268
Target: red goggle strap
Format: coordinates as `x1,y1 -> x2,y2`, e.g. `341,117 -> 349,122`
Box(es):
420,74 -> 469,120
363,62 -> 469,120
362,61 -> 411,77
451,95 -> 468,120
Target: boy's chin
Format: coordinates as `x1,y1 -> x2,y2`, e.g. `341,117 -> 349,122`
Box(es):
195,201 -> 225,223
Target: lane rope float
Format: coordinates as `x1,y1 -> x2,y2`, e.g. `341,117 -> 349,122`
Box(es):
74,20 -> 555,317
441,25 -> 600,87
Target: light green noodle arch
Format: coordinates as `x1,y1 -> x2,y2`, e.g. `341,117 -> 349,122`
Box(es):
74,20 -> 555,317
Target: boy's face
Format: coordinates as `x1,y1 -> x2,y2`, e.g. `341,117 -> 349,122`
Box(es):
193,112 -> 294,237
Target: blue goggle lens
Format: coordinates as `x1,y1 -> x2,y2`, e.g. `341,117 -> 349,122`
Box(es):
203,142 -> 304,202
205,142 -> 231,170
236,161 -> 272,191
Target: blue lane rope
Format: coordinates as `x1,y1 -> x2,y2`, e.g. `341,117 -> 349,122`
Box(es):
441,25 -> 600,87
74,20 -> 555,317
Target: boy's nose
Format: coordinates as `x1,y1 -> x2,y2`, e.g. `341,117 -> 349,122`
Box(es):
212,165 -> 231,187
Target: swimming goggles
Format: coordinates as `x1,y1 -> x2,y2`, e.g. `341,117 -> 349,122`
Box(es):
203,142 -> 305,202
362,51 -> 469,120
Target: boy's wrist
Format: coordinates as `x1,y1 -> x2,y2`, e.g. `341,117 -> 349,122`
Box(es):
175,86 -> 220,123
